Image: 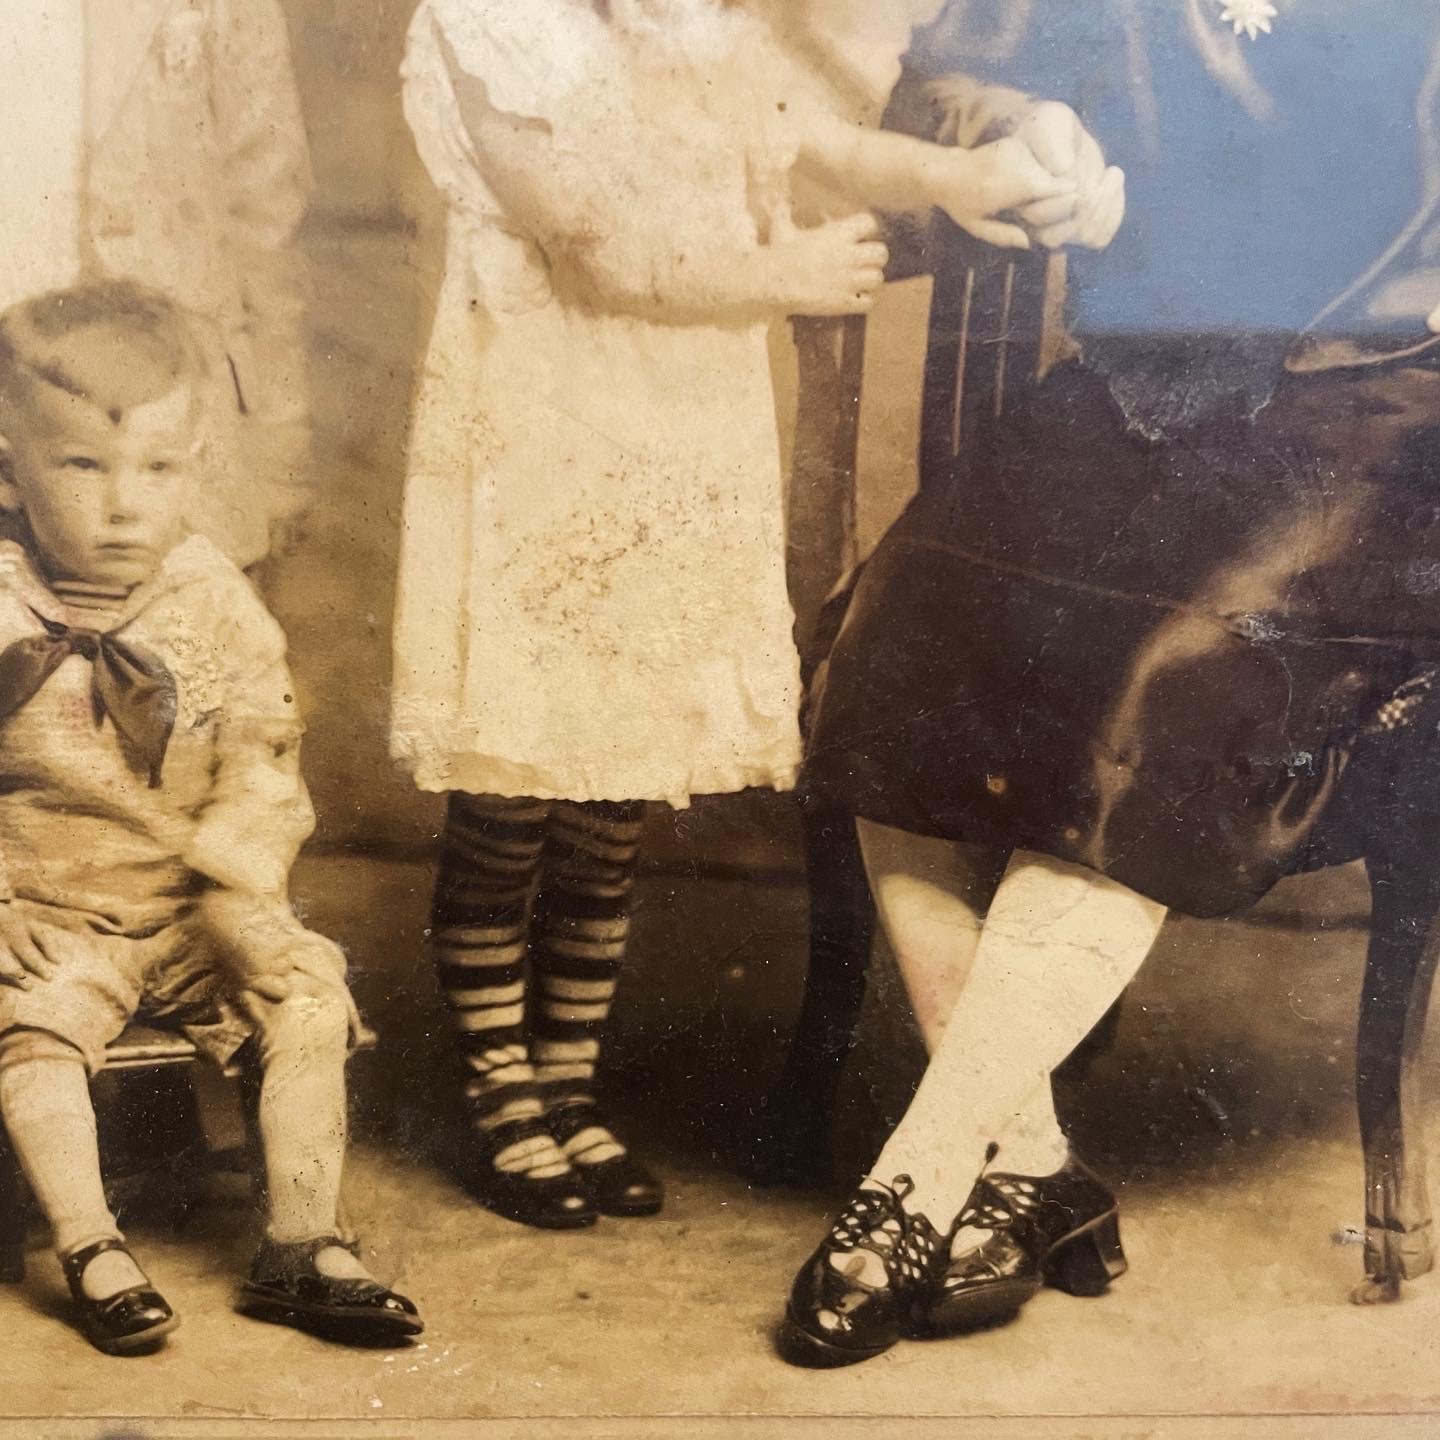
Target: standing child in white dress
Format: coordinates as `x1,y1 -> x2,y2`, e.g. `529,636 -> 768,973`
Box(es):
394,0 -> 1076,1228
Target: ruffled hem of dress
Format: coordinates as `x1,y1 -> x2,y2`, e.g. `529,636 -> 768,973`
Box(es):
391,743 -> 799,810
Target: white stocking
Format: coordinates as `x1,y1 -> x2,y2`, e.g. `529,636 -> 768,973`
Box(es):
860,822 -> 1073,1177
0,1049 -> 118,1259
860,821 -> 1003,1049
863,842 -> 1166,1224
0,1034 -> 151,1301
247,985 -> 372,1282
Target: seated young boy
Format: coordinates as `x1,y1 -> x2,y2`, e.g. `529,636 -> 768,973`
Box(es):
0,281 -> 421,1356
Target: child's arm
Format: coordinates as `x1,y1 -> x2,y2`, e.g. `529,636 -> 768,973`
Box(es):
183,590 -> 314,910
434,35 -> 885,321
794,109 -> 1077,252
184,619 -> 359,1018
793,80 -> 1124,253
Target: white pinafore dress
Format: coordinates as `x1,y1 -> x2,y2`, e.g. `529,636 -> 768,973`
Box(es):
392,0 -> 803,807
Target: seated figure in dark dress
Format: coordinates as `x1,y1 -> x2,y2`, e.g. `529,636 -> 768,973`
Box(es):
781,0 -> 1440,1369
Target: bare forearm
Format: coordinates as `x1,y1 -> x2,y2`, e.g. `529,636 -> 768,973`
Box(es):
447,76 -> 776,321
797,110 -> 954,214
558,234 -> 785,323
441,44 -> 878,321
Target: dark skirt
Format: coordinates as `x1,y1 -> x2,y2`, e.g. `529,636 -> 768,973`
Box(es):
804,358 -> 1440,918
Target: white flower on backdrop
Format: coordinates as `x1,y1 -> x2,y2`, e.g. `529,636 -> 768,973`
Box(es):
1217,0 -> 1278,42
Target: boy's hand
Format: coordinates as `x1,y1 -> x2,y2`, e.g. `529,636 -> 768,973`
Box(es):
0,903 -> 61,990
237,940 -> 368,1047
196,889 -> 365,1043
196,889 -> 302,989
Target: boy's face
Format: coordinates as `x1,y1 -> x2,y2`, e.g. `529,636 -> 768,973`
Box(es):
0,381 -> 199,593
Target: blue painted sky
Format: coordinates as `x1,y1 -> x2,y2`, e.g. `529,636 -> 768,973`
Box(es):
913,1 -> 1440,333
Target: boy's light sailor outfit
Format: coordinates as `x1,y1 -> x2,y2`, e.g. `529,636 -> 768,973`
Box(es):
0,535 -> 348,1073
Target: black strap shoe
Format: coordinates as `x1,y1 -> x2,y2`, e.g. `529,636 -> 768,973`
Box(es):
548,1102 -> 664,1217
451,1119 -> 598,1230
239,1236 -> 424,1346
920,1156 -> 1127,1336
62,1238 -> 178,1357
779,1175 -> 949,1368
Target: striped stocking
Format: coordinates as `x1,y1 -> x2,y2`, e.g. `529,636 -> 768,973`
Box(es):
532,800 -> 646,1167
431,794 -> 570,1180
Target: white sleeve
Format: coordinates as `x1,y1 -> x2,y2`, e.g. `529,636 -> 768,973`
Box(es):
420,0 -> 602,127
401,0 -> 567,315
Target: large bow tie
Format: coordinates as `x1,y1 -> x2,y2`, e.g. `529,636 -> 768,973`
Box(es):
0,611 -> 177,786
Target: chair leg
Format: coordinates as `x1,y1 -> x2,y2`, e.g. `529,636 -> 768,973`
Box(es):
190,1061 -> 250,1157
0,1125 -> 28,1283
750,795 -> 877,1186
1353,858 -> 1440,1303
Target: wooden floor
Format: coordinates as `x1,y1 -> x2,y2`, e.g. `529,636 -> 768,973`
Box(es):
1,854 -> 1436,1434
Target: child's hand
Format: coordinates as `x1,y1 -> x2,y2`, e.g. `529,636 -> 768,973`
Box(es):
1012,103 -> 1126,250
1013,101 -> 1107,191
0,904 -> 61,990
933,137 -> 1077,251
959,99 -> 1126,252
236,939 -> 369,1048
196,890 -> 366,1045
260,936 -> 367,1046
196,889 -> 320,1006
1061,164 -> 1126,251
765,213 -> 889,316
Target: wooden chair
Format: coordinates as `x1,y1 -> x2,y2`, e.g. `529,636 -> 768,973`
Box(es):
767,81 -> 1440,1307
764,211 -> 1073,1178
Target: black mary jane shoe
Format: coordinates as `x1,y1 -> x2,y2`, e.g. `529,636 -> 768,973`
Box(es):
779,1175 -> 949,1369
454,1121 -> 598,1231
62,1238 -> 179,1357
548,1103 -> 664,1218
239,1236 -> 424,1347
918,1156 -> 1127,1337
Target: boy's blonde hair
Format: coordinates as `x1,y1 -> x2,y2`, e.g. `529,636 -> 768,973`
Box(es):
0,281 -> 208,432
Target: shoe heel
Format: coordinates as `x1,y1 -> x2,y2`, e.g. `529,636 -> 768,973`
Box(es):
1043,1212 -> 1127,1298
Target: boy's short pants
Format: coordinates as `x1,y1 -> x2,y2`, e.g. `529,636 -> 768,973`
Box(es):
0,899 -> 353,1075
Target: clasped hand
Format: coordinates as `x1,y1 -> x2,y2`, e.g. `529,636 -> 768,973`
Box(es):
938,97 -> 1126,253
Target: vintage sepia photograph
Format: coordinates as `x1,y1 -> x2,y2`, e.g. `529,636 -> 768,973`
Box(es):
0,1 -> 1437,1435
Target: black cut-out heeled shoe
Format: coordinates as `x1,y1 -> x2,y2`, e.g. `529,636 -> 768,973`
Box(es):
779,1175 -> 949,1368
239,1236 -> 424,1346
918,1155 -> 1127,1336
548,1102 -> 664,1217
453,1121 -> 597,1230
62,1238 -> 178,1357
